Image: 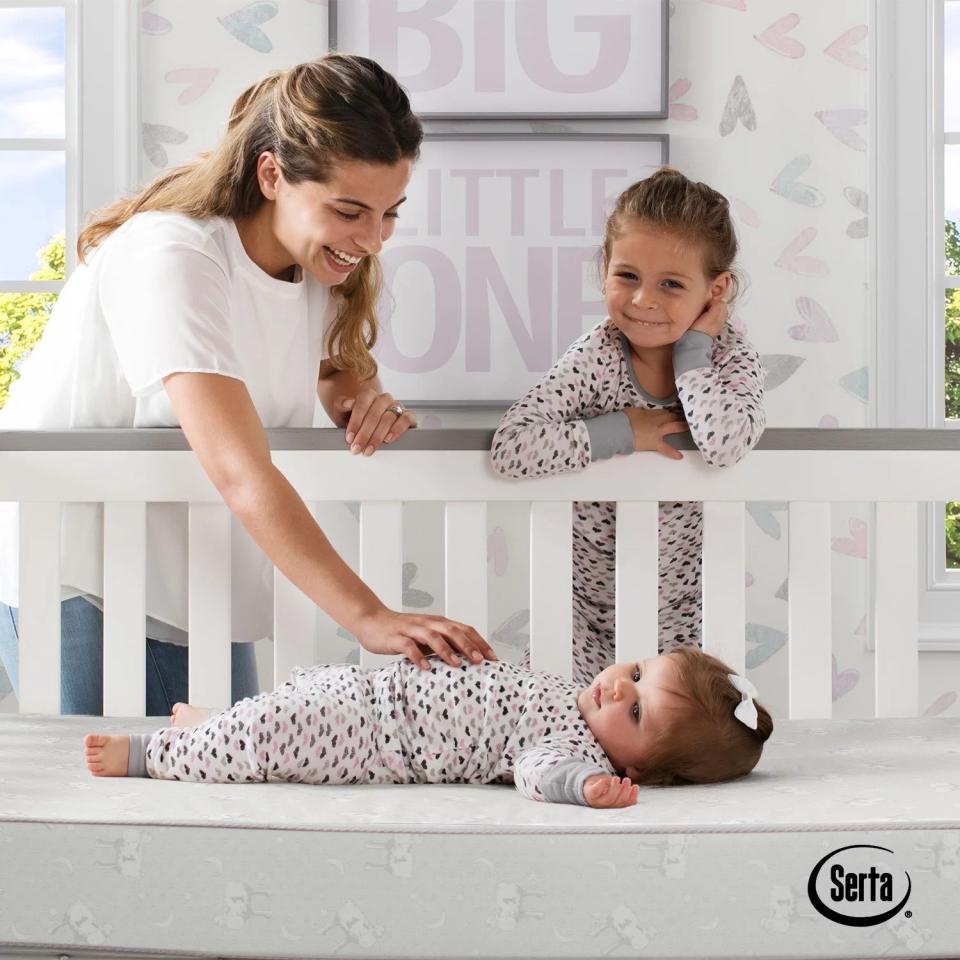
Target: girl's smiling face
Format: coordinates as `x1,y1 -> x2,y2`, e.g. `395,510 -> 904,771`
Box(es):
577,656 -> 689,780
604,223 -> 730,351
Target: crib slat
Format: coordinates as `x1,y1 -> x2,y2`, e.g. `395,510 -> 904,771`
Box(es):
103,502 -> 146,717
188,504 -> 232,711
359,502 -> 402,668
18,502 -> 61,714
874,502 -> 918,717
529,502 -> 572,678
615,502 -> 658,664
702,502 -> 746,676
445,502 -> 488,638
788,502 -> 832,718
273,566 -> 316,692
272,502 -> 318,690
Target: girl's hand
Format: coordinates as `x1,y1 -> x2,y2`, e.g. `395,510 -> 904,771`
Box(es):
353,608 -> 498,671
336,390 -> 417,455
689,297 -> 729,339
624,407 -> 689,460
584,774 -> 639,808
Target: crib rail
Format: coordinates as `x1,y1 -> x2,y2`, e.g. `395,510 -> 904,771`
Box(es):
2,428 -> 958,720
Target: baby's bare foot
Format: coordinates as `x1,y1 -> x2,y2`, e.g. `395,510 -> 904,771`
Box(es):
84,733 -> 129,777
171,702 -> 211,727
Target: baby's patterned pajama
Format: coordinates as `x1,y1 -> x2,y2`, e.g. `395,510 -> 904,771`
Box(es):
128,660 -> 615,805
491,320 -> 765,687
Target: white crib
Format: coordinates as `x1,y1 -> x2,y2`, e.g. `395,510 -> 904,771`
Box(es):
0,427 -> 958,960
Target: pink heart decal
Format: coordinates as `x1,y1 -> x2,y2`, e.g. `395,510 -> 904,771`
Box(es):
924,691 -> 958,716
775,228 -> 829,276
818,414 -> 840,428
669,79 -> 698,121
703,0 -> 746,8
731,197 -> 760,228
141,0 -> 172,35
815,109 -> 868,151
831,517 -> 867,558
788,296 -> 838,342
755,13 -> 805,59
832,655 -> 860,701
165,68 -> 219,105
825,24 -> 868,71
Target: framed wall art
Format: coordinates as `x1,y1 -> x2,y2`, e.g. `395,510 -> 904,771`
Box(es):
330,0 -> 668,119
374,131 -> 669,404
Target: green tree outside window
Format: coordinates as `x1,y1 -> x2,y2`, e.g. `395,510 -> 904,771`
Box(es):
944,219 -> 960,566
0,233 -> 64,409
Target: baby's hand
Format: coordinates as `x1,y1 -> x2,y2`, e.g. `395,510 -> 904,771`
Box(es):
583,774 -> 639,808
623,407 -> 688,460
689,297 -> 728,339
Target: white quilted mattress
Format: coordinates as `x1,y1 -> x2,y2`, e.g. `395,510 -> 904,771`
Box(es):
0,713 -> 958,959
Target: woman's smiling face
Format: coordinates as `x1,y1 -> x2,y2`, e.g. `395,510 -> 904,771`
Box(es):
576,656 -> 689,779
260,154 -> 413,284
604,223 -> 730,351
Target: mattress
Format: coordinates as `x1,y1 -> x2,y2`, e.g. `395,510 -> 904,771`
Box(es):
0,714 -> 958,960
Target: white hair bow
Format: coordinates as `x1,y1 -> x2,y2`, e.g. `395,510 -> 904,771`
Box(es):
727,673 -> 759,730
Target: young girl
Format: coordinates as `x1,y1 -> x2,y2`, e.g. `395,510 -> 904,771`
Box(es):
84,648 -> 772,807
491,167 -> 765,687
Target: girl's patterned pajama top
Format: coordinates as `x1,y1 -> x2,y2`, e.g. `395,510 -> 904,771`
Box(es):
128,660 -> 615,805
490,320 -> 765,687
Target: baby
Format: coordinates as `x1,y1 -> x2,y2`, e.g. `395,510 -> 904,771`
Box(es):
84,648 -> 772,807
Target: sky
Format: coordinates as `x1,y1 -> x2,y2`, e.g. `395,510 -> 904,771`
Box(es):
0,7 -> 65,281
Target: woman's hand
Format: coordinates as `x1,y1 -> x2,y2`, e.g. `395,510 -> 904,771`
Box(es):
624,408 -> 689,460
336,389 -> 417,455
584,774 -> 639,808
688,297 -> 729,339
353,608 -> 498,671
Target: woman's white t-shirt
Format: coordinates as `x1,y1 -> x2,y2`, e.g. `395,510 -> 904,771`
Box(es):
0,211 -> 335,644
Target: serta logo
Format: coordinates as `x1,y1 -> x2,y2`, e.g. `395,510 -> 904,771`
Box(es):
808,845 -> 912,926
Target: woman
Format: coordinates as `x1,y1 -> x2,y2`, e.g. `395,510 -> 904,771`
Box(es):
0,54 -> 494,715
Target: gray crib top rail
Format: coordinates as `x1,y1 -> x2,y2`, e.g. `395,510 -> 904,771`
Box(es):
3,427 -> 960,451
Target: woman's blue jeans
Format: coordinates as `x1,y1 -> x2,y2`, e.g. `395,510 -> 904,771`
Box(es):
0,597 -> 259,716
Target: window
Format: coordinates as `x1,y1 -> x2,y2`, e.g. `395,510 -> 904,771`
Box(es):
0,0 -> 74,408
0,0 -> 138,409
942,1 -> 960,573
930,0 -> 960,598
874,0 -> 960,647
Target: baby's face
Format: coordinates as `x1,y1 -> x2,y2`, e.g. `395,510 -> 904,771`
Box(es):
576,656 -> 688,779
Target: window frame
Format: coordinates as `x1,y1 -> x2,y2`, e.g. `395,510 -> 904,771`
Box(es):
0,0 -> 75,290
0,0 -> 139,293
875,0 -> 960,651
935,0 -> 960,591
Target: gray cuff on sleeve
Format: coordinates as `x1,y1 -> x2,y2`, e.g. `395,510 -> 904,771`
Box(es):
585,412 -> 634,461
539,760 -> 610,806
127,733 -> 151,778
673,330 -> 714,377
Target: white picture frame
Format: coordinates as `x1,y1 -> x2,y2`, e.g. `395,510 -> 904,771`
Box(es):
330,0 -> 668,119
374,131 -> 669,405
